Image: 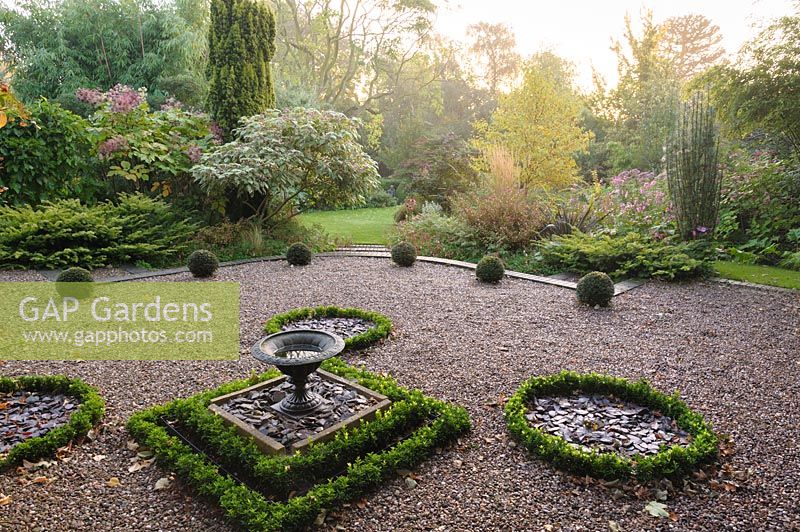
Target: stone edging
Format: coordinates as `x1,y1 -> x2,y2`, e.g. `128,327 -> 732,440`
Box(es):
94,251 -> 644,297
709,276 -> 799,294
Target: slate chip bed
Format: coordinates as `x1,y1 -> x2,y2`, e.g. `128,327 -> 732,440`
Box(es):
281,316 -> 375,339
0,258 -> 798,531
218,373 -> 376,447
0,391 -> 76,453
526,394 -> 690,457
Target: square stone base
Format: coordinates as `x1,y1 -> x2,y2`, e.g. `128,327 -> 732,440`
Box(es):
208,369 -> 391,455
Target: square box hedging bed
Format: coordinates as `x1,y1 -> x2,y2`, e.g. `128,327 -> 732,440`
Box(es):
127,358 -> 470,531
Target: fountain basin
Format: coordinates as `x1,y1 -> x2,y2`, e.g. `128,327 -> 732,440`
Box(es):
252,329 -> 346,416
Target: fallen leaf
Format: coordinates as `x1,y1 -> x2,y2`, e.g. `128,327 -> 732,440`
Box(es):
404,477 -> 417,489
86,429 -> 96,441
356,498 -> 367,509
107,477 -> 121,488
654,488 -> 668,501
92,455 -> 107,462
32,476 -> 52,485
313,509 -> 327,526
0,402 -> 9,410
645,501 -> 669,518
0,494 -> 11,506
126,440 -> 140,452
137,450 -> 154,459
395,468 -> 412,478
154,477 -> 171,491
608,520 -> 622,532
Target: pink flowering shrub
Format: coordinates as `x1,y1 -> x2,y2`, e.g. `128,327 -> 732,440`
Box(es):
604,169 -> 673,235
76,84 -> 217,197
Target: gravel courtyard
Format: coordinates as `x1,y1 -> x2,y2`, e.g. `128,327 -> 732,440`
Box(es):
1,257 -> 798,531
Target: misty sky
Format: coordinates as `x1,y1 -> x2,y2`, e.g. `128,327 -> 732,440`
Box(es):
435,0 -> 796,89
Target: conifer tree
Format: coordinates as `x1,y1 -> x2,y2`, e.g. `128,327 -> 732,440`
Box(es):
207,0 -> 276,138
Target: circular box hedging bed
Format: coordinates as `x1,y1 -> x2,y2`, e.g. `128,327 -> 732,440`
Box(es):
0,375 -> 104,469
504,371 -> 718,481
265,306 -> 392,351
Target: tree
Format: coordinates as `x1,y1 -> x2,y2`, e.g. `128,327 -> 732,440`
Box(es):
701,10 -> 800,158
0,0 -> 209,109
466,22 -> 520,94
659,14 -> 725,81
207,0 -> 276,137
271,0 -> 436,114
479,53 -> 591,188
192,108 -> 380,223
397,133 -> 479,211
593,11 -> 680,173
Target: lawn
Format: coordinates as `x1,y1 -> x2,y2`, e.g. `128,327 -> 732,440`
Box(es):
714,260 -> 800,290
297,206 -> 399,244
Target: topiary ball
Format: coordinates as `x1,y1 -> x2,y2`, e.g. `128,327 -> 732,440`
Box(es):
56,267 -> 94,283
55,267 -> 94,299
286,242 -> 312,266
391,241 -> 417,267
188,249 -> 219,278
576,271 -> 615,307
476,255 -> 505,283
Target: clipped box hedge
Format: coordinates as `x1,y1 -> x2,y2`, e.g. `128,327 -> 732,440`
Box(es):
127,358 -> 470,531
264,306 -> 392,351
0,375 -> 105,469
504,371 -> 718,481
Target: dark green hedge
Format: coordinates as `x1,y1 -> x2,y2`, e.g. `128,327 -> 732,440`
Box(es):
264,306 -> 392,351
0,375 -> 105,469
504,371 -> 718,481
127,358 -> 470,531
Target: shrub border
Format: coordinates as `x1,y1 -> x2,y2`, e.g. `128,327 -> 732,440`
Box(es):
127,358 -> 470,531
264,306 -> 392,350
0,375 -> 105,469
504,371 -> 718,481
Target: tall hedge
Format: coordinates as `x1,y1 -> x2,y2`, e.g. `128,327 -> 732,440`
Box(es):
0,99 -> 98,205
207,0 -> 276,138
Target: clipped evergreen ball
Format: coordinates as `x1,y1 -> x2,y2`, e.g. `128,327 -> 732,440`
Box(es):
188,249 -> 219,278
391,241 -> 417,267
286,242 -> 312,266
476,255 -> 505,283
55,267 -> 94,299
576,271 -> 615,307
56,267 -> 93,283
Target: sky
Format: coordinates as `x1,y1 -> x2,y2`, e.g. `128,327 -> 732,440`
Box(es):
434,0 -> 797,90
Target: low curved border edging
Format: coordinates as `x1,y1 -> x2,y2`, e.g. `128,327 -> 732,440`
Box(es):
264,306 -> 392,350
0,375 -> 105,469
504,370 -> 718,481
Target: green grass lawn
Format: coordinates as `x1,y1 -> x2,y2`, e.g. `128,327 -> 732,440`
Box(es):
714,261 -> 800,290
297,206 -> 399,244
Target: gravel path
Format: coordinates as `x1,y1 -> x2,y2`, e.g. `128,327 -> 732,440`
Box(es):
0,257 -> 798,531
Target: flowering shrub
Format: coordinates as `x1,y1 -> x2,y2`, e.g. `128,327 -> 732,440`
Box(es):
78,85 -> 217,198
717,149 -> 800,267
605,169 -> 672,235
